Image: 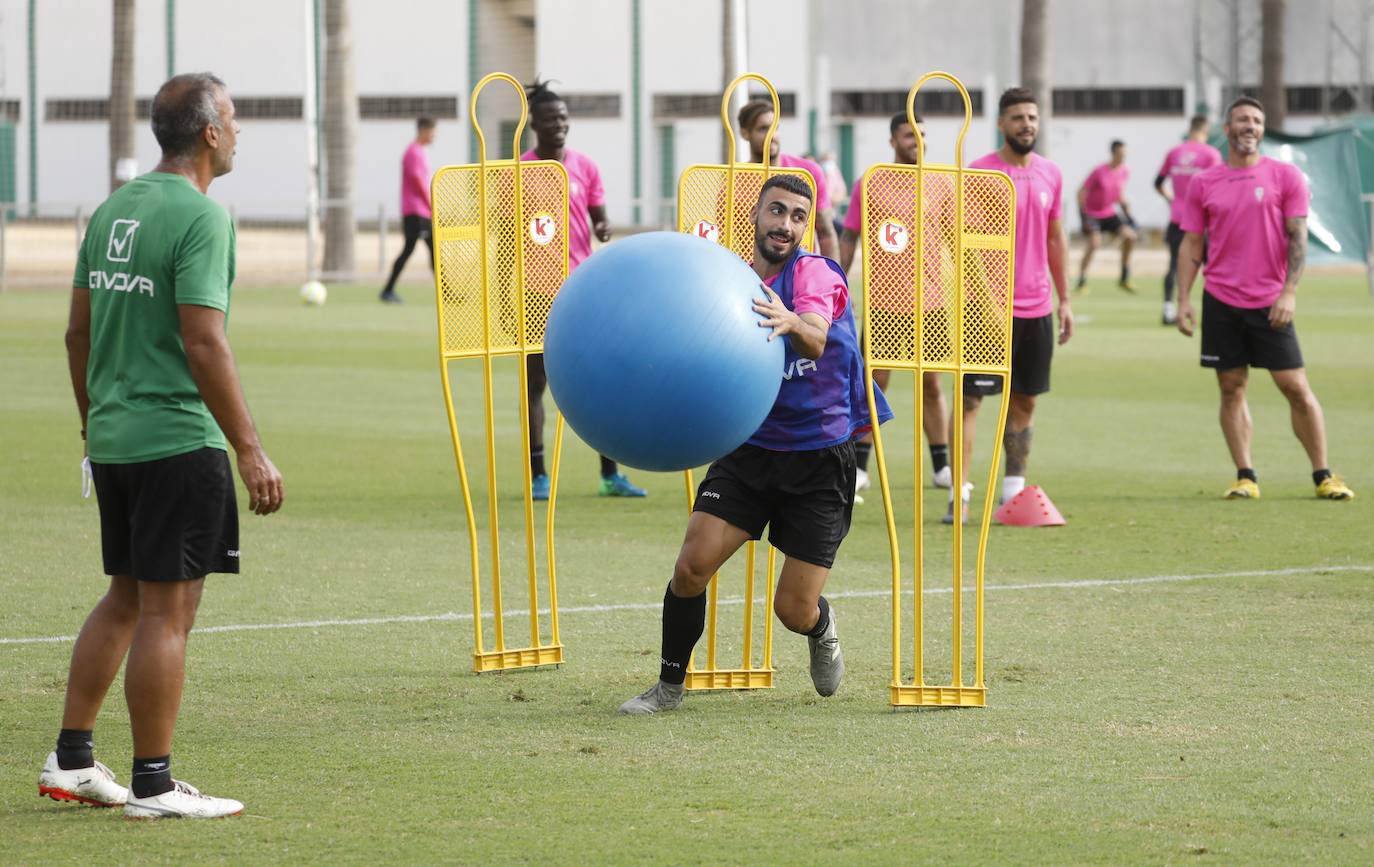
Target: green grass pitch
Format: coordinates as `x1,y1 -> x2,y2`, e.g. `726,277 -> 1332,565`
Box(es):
1,271 -> 1371,862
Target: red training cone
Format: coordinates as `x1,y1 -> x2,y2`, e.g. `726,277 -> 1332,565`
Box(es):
993,485 -> 1065,527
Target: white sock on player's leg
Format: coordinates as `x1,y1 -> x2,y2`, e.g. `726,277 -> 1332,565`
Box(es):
1001,475 -> 1026,504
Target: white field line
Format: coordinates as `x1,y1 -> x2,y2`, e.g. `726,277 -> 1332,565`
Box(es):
2,563 -> 1370,647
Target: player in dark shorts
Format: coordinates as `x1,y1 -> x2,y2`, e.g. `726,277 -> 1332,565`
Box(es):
839,111 -> 953,495
1174,97 -> 1354,501
520,80 -> 645,499
380,117 -> 436,304
1076,139 -> 1138,293
1155,115 -> 1222,325
41,73 -> 283,820
618,175 -> 892,715
957,88 -> 1074,523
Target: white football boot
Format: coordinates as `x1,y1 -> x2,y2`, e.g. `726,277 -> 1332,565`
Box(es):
38,752 -> 127,807
124,779 -> 243,819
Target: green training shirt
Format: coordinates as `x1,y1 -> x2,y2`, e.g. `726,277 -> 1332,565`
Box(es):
74,172 -> 236,464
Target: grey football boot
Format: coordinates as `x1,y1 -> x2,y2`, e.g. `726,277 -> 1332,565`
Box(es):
617,680 -> 685,715
807,609 -> 845,697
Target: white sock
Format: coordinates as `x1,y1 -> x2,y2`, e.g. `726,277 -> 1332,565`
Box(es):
1002,475 -> 1026,503
961,481 -> 973,502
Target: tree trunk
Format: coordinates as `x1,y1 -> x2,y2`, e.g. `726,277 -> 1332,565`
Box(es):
322,0 -> 356,276
1019,0 -> 1050,156
109,0 -> 136,191
1261,0 -> 1287,129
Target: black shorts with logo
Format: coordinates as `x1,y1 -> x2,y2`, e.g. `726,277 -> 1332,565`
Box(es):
692,441 -> 856,569
1200,290 -> 1305,371
92,446 -> 240,582
962,313 -> 1054,397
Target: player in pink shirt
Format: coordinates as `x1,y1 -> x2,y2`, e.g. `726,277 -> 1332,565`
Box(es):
737,99 -> 839,259
953,87 -> 1074,522
1175,97 -> 1354,501
1075,140 -> 1138,293
520,81 -> 646,500
838,110 -> 953,494
379,117 -> 436,304
1155,115 -> 1222,324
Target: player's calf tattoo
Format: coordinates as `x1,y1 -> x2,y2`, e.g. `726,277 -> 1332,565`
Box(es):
1004,426 -> 1033,476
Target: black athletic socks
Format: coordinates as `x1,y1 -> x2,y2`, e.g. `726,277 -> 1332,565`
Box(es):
1121,264 -> 1131,283
1238,468 -> 1258,483
1313,468 -> 1333,485
55,729 -> 94,770
855,442 -> 872,472
659,583 -> 707,685
530,449 -> 546,478
929,444 -> 949,473
600,455 -> 618,478
131,755 -> 174,799
807,596 -> 832,638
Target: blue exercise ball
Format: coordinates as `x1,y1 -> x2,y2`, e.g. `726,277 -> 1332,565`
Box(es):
544,232 -> 783,473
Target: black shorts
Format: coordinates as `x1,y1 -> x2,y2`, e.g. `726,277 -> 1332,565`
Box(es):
963,313 -> 1053,397
1081,211 -> 1133,235
92,447 -> 240,582
1200,290 -> 1305,371
692,442 -> 856,569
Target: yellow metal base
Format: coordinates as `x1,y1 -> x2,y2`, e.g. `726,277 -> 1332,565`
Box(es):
472,644 -> 564,673
890,684 -> 986,708
684,668 -> 774,690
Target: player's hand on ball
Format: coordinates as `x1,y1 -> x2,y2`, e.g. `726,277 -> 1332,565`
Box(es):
753,285 -> 799,341
1176,301 -> 1196,337
237,447 -> 284,516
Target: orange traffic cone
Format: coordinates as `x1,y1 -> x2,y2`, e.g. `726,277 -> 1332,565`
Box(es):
993,485 -> 1065,527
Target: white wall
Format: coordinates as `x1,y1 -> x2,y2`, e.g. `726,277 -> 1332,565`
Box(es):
0,0 -> 1356,226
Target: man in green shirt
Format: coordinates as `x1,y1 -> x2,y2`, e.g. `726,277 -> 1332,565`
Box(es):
38,73 -> 283,820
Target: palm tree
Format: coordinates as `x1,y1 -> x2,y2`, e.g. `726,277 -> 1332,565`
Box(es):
322,0 -> 356,276
1020,0 -> 1050,155
109,0 -> 136,191
1261,0 -> 1286,129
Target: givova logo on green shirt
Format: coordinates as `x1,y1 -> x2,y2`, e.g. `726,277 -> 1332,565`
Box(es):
90,218 -> 156,297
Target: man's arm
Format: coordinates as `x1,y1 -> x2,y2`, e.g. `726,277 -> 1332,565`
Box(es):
752,286 -> 830,359
1046,218 -> 1073,344
65,288 -> 92,437
179,304 -> 284,515
839,227 -> 859,273
1174,231 -> 1205,336
815,207 -> 838,259
1154,174 -> 1172,202
1270,216 -> 1306,328
588,204 -> 612,243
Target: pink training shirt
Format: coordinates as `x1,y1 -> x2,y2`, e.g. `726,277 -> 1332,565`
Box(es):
1179,157 -> 1309,309
401,141 -> 432,218
776,153 -> 832,213
969,151 -> 1062,319
521,146 -> 606,270
844,170 -> 953,313
1157,140 -> 1223,226
1081,162 -> 1128,218
762,255 -> 847,324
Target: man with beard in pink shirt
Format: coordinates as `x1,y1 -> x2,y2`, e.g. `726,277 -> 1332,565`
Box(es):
1175,97 -> 1354,501
952,87 -> 1074,523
